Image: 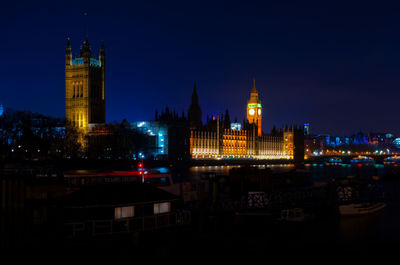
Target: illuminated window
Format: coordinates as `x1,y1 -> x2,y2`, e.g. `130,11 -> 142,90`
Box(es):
154,202 -> 171,214
114,206 -> 135,219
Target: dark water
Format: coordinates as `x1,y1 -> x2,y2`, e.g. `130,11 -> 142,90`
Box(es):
183,163 -> 386,180
157,162 -> 386,181
181,163 -> 400,259
3,163 -> 400,262
306,163 -> 385,181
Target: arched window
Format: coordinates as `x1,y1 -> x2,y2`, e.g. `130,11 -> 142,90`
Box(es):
80,83 -> 83,97
72,83 -> 75,98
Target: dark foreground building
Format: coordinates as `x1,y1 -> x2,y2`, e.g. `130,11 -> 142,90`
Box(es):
64,183 -> 190,240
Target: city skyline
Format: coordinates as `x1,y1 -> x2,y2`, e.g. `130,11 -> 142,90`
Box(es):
2,1 -> 400,257
2,0 -> 400,135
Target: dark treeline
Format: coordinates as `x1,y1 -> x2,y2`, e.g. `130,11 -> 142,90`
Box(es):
0,109 -> 152,162
87,119 -> 153,160
0,109 -> 66,160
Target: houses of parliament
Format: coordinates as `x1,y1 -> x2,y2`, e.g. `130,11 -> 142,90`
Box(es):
188,79 -> 301,160
65,37 -> 302,161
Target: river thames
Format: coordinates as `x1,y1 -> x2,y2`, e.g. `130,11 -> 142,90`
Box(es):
4,162 -> 400,262
147,162 -> 400,260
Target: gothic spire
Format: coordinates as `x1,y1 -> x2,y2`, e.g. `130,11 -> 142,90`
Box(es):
251,78 -> 257,93
66,37 -> 71,49
80,37 -> 91,58
65,37 -> 72,66
191,80 -> 199,104
188,80 -> 202,128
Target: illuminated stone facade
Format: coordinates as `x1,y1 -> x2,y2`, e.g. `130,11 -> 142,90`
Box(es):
190,124 -> 294,160
256,134 -> 286,159
65,37 -> 105,138
283,130 -> 294,158
190,130 -> 219,158
223,129 -> 247,157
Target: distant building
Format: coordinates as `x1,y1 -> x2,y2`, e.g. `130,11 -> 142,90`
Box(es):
304,123 -> 309,136
304,130 -> 399,156
393,138 -> 400,149
155,107 -> 191,161
132,121 -> 168,158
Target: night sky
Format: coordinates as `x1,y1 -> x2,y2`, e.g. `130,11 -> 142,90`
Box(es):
2,0 -> 400,135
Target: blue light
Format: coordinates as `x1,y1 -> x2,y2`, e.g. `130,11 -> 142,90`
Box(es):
71,57 -> 101,67
230,123 -> 242,130
394,138 -> 400,148
72,58 -> 84,65
90,58 -> 101,67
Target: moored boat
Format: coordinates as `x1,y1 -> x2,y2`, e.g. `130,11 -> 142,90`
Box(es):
278,208 -> 305,222
325,157 -> 343,165
277,208 -> 314,222
350,155 -> 375,166
339,202 -> 386,216
383,156 -> 400,165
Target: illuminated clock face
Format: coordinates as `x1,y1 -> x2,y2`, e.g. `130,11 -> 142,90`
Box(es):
258,109 -> 261,115
249,108 -> 255,115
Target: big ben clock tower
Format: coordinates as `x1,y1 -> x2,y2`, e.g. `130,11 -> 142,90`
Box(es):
246,79 -> 262,136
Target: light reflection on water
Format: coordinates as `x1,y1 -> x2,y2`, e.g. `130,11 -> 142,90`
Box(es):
154,163 -> 388,182
187,164 -> 296,179
305,163 -> 386,182
150,164 -> 296,179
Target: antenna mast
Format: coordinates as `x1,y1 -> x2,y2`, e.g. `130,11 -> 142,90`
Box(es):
83,12 -> 88,39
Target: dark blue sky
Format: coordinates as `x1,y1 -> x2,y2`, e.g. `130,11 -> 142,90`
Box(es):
2,0 -> 400,135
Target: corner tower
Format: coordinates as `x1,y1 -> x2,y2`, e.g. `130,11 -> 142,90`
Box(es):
65,37 -> 106,134
246,79 -> 262,136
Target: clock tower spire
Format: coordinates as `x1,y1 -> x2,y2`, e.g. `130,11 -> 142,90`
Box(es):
246,78 -> 262,136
